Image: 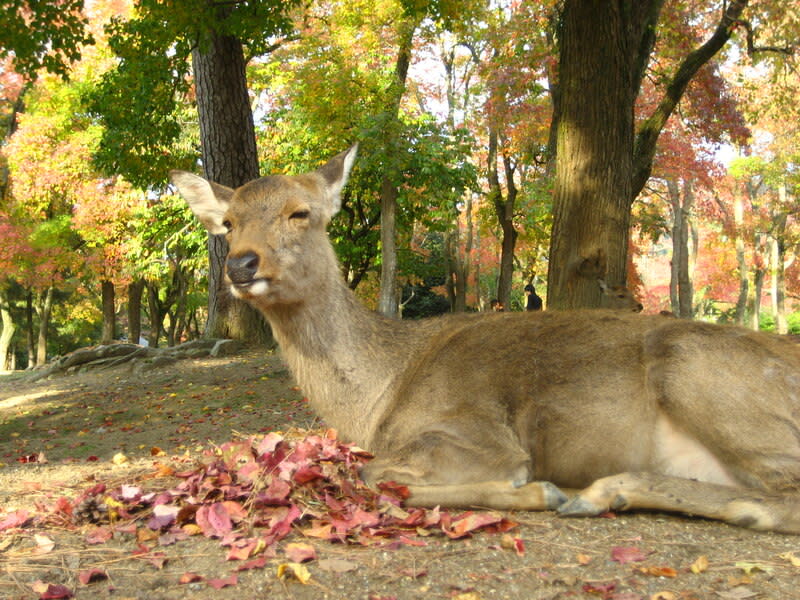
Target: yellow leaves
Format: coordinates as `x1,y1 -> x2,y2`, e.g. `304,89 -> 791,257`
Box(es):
779,552 -> 800,568
112,452 -> 129,465
277,562 -> 312,584
690,555 -> 709,574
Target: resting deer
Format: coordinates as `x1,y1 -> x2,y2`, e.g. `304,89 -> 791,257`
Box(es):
172,146 -> 800,534
598,279 -> 643,312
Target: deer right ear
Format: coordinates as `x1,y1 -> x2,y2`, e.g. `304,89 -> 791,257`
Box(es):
315,144 -> 358,216
170,171 -> 234,235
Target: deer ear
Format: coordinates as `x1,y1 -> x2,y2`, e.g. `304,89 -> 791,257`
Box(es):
170,170 -> 234,235
315,144 -> 358,215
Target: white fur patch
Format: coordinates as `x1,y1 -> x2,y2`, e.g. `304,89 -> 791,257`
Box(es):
653,414 -> 738,486
230,280 -> 270,299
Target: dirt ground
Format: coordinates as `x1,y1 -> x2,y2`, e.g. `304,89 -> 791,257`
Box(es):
1,349 -> 799,600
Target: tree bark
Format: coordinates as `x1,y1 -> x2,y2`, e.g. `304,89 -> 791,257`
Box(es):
547,1 -> 656,309
377,18 -> 418,318
733,187 -> 748,326
127,279 -> 145,344
25,291 -> 34,368
101,280 -> 116,343
35,287 -> 53,366
547,0 -> 748,309
770,183 -> 788,334
0,290 -> 15,371
487,128 -> 518,310
192,22 -> 271,343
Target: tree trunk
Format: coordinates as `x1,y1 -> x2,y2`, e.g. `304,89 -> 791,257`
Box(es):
547,0 -> 748,309
35,287 -> 53,366
192,21 -> 271,344
488,129 -> 518,310
127,279 -> 145,344
547,1 -> 654,309
101,280 -> 116,343
25,291 -> 34,368
669,178 -> 696,319
733,188 -> 748,326
146,283 -> 163,348
770,184 -> 788,334
377,19 -> 417,318
0,290 -> 15,371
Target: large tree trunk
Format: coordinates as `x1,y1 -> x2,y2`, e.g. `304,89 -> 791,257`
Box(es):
547,0 -> 748,309
25,291 -> 34,368
101,280 -> 116,343
668,178 -> 695,318
192,23 -> 271,344
377,19 -> 417,318
127,279 -> 145,344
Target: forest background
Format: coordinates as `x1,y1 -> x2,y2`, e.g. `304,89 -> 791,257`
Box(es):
1,0 -> 799,370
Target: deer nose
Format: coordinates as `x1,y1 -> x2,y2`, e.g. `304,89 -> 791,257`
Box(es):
227,252 -> 259,284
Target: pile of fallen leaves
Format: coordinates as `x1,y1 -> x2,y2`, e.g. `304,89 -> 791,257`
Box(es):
1,429 -> 518,597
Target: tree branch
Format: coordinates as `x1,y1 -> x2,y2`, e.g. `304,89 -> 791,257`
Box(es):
631,0 -> 749,201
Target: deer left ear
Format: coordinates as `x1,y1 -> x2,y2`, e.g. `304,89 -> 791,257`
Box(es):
170,171 -> 234,235
315,144 -> 358,216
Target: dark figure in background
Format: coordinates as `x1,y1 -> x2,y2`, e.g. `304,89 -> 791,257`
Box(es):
490,299 -> 505,312
525,284 -> 543,311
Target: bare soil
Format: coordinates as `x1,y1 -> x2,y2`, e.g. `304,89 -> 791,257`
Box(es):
1,349 -> 799,600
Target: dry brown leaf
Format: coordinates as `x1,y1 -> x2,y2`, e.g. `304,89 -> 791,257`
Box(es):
690,555 -> 709,574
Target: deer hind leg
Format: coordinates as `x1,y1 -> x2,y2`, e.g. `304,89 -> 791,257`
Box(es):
361,430 -> 567,511
558,472 -> 800,534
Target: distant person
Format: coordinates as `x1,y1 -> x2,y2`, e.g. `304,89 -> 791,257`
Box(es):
524,283 -> 542,311
490,299 -> 505,312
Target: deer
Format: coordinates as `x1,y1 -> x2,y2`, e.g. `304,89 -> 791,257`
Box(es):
598,279 -> 644,312
171,145 -> 800,534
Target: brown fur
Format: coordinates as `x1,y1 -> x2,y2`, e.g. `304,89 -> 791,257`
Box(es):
172,146 -> 800,533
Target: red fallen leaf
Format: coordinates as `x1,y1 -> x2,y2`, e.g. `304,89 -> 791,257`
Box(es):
611,546 -> 650,564
37,584 -> 74,599
582,581 -> 616,596
84,526 -> 113,545
178,572 -> 204,584
636,565 -> 678,578
236,556 -> 268,571
77,568 -> 108,585
196,502 -> 233,538
86,456 -> 99,462
0,509 -> 31,531
226,538 -> 260,561
445,511 -> 504,539
284,542 -> 316,563
207,574 -> 238,589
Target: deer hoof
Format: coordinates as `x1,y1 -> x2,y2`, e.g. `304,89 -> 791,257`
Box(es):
556,496 -> 604,518
542,482 -> 569,510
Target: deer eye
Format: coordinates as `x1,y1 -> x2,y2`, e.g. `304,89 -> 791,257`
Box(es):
222,219 -> 233,231
289,209 -> 310,220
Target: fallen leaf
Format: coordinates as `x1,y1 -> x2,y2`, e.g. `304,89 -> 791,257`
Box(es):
636,566 -> 678,578
779,551 -> 800,567
317,558 -> 359,573
284,542 -> 316,563
735,561 -> 773,575
178,572 -> 203,584
33,583 -> 74,599
77,569 -> 108,585
611,546 -> 649,564
112,452 -> 129,465
0,509 -> 30,531
576,553 -> 593,565
150,447 -> 167,456
85,526 -> 113,545
715,587 -> 759,599
34,534 -> 55,554
277,562 -> 312,584
651,592 -> 677,600
690,555 -> 709,574
207,574 -> 238,589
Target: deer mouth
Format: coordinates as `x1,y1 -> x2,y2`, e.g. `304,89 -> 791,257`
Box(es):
229,279 -> 270,298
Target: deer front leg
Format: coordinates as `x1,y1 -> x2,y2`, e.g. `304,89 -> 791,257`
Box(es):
558,472 -> 800,534
404,480 -> 568,511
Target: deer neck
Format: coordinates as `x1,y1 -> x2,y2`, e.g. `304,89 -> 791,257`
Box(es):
263,276 -> 415,449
